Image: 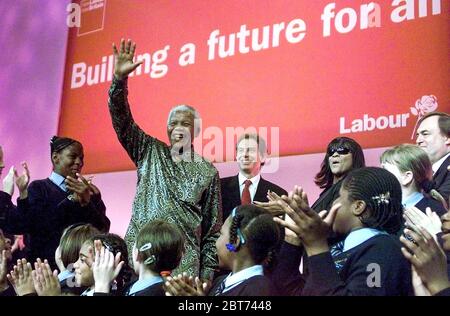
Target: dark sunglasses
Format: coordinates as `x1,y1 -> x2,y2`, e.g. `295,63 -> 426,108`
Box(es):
328,147 -> 351,156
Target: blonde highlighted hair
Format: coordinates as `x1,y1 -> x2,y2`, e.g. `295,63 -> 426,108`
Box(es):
380,144 -> 447,208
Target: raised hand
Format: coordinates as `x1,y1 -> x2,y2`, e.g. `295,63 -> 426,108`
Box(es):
253,200 -> 284,216
65,173 -> 91,206
289,185 -> 310,209
15,162 -> 30,199
7,258 -> 36,296
283,213 -> 302,246
93,240 -> 124,294
400,227 -> 450,295
254,190 -> 289,216
2,166 -> 15,196
273,187 -> 341,256
112,38 -> 143,80
411,266 -> 431,296
164,273 -> 207,296
32,261 -> 61,296
404,207 -> 441,239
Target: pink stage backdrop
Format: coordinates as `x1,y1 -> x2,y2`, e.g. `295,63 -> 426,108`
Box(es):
0,0 -> 70,183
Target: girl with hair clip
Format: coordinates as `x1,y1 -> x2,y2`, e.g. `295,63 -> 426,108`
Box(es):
165,204 -> 282,296
73,233 -> 134,296
381,144 -> 447,217
275,167 -> 413,295
93,220 -> 185,296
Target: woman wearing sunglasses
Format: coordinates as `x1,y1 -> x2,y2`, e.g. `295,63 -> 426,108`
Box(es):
312,137 -> 366,213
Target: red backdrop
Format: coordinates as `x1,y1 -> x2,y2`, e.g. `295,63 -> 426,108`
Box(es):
59,0 -> 450,174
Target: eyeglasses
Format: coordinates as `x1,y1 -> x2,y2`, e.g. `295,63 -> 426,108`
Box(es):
328,147 -> 351,156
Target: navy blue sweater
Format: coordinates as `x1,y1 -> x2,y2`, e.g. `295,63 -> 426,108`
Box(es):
302,234 -> 413,296
209,274 -> 276,296
6,179 -> 110,269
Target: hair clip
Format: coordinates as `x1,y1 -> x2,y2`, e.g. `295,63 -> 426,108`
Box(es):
229,207 -> 246,249
236,229 -> 246,245
226,243 -> 238,252
139,243 -> 152,252
372,192 -> 391,205
102,241 -> 113,253
144,255 -> 156,265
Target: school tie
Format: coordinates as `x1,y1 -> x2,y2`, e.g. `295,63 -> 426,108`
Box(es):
61,178 -> 68,192
241,180 -> 252,205
330,241 -> 344,258
214,279 -> 226,296
330,241 -> 345,270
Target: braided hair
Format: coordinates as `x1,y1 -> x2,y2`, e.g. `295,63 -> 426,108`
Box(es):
228,205 -> 282,270
342,167 -> 403,234
50,136 -> 81,154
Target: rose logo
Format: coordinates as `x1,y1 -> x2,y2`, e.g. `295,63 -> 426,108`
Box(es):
410,95 -> 438,139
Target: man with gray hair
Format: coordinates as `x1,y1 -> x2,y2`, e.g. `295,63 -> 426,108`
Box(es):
108,39 -> 221,280
416,112 -> 450,201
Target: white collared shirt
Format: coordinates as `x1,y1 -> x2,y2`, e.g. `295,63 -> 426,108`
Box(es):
49,171 -> 67,192
222,265 -> 264,294
128,276 -> 163,296
342,228 -> 387,252
402,191 -> 424,209
238,173 -> 261,203
432,153 -> 450,174
57,270 -> 74,282
80,288 -> 95,296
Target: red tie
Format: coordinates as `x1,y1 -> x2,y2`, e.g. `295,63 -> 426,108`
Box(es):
241,180 -> 252,205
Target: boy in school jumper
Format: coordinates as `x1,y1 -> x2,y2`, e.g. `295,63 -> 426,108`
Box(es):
381,144 -> 447,216
165,204 -> 282,296
274,167 -> 413,296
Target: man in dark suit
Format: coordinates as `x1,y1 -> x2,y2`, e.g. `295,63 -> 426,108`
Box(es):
416,112 -> 450,202
220,133 -> 287,220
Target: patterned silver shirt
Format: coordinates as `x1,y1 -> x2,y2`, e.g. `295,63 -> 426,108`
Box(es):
108,78 -> 222,280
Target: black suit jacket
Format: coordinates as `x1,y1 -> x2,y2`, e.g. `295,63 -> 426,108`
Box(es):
433,155 -> 450,202
220,175 -> 288,220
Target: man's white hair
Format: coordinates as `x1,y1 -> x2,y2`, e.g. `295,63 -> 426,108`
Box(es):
167,105 -> 200,126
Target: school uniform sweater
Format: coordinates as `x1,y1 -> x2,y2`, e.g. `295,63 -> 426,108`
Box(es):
302,234 -> 413,296
25,179 -> 110,268
209,274 -> 275,296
